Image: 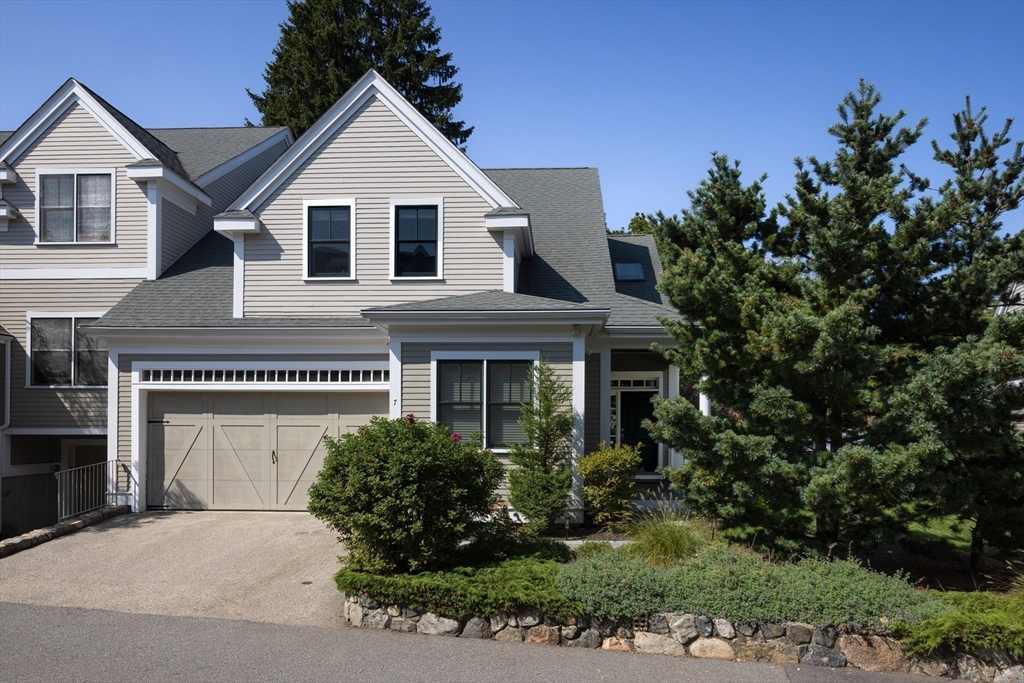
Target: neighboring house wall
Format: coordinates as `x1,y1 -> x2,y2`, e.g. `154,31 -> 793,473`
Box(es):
0,102 -> 148,270
245,96 -> 502,316
1,279 -> 140,428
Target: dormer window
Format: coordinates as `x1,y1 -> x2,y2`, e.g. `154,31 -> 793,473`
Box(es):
37,169 -> 114,243
614,262 -> 645,281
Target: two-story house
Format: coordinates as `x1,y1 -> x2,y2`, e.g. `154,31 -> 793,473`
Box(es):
85,71 -> 696,518
0,79 -> 292,536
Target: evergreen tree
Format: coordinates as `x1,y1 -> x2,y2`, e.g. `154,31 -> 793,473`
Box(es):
626,212 -> 654,234
507,362 -> 575,535
247,0 -> 473,148
649,82 -> 1023,562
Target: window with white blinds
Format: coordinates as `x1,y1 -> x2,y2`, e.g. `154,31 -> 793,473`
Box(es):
437,360 -> 532,448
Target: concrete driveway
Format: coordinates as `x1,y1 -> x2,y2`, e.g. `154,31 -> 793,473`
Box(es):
0,511 -> 347,627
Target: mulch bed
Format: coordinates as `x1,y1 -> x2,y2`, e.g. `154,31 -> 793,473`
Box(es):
856,541 -> 1021,593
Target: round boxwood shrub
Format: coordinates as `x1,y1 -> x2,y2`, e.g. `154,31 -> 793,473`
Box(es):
579,442 -> 641,527
307,415 -> 505,574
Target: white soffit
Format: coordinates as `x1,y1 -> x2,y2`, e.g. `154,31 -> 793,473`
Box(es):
228,70 -> 518,212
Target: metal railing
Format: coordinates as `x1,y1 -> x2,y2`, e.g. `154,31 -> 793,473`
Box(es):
55,461 -> 125,521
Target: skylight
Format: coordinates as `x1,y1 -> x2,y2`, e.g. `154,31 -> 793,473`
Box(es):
614,262 -> 645,281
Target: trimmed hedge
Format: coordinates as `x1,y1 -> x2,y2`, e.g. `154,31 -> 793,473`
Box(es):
335,556 -> 582,620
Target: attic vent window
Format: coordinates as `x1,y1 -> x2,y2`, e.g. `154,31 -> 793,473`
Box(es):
614,263 -> 645,281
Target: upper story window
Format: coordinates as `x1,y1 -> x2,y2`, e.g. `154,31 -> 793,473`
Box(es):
29,315 -> 107,387
37,169 -> 114,243
394,204 -> 438,277
614,262 -> 645,281
437,359 -> 532,449
303,198 -> 355,280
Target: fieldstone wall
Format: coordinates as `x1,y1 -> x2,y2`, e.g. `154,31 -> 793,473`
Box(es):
341,594 -> 1022,683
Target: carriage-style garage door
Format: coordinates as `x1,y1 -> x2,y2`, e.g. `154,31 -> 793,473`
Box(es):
147,392 -> 388,510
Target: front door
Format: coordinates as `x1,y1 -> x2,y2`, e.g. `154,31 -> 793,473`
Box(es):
619,390 -> 658,472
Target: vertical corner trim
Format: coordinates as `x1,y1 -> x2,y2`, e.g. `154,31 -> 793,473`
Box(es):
232,235 -> 245,319
389,339 -> 402,418
146,181 -> 162,281
571,338 -> 586,509
502,232 -> 516,293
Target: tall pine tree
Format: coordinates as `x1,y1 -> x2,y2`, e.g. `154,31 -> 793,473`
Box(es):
247,0 -> 472,148
649,82 -> 1023,563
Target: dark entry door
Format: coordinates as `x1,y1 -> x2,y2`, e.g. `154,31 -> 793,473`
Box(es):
619,391 -> 658,472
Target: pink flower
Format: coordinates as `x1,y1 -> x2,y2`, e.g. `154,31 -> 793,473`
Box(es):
405,413 -> 416,424
451,432 -> 462,442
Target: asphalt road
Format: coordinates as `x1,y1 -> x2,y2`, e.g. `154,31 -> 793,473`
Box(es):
0,602 -> 934,683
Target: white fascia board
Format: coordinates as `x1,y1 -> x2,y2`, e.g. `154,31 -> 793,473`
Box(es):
215,216 -> 261,236
126,165 -> 211,209
0,167 -> 18,184
89,326 -> 387,351
362,310 -> 610,326
485,215 -> 533,257
229,70 -> 518,212
194,128 -> 294,187
1,80 -> 151,166
0,203 -> 20,219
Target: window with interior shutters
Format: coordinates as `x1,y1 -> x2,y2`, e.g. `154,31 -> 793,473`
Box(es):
395,206 -> 437,277
438,361 -> 483,437
30,317 -> 107,387
39,172 -> 111,242
308,206 -> 351,277
488,362 -> 531,448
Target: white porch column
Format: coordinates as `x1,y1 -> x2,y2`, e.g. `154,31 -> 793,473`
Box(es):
232,236 -> 244,319
570,337 -> 586,520
130,379 -> 147,513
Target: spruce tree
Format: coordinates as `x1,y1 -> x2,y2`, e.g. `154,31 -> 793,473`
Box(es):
649,82 -> 1023,561
247,0 -> 473,148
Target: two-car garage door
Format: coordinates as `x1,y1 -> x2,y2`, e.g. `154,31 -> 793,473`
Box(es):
147,391 -> 388,510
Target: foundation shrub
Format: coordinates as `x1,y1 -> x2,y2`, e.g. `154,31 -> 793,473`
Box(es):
307,415 -> 504,574
579,443 -> 641,527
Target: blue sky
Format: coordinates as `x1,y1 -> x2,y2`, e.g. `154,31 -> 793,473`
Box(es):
1,0 -> 1022,233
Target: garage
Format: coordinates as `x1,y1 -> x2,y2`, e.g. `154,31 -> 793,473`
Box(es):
146,391 -> 388,510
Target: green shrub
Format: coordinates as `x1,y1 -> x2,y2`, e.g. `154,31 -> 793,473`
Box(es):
507,361 -> 575,535
901,589 -> 1024,657
307,415 -> 504,574
557,549 -> 668,618
663,548 -> 950,626
335,556 -> 582,619
573,541 -> 616,560
579,443 -> 641,526
619,504 -> 708,568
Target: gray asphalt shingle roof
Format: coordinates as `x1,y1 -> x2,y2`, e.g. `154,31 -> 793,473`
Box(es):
148,127 -> 289,180
363,290 -> 607,314
0,132 -> 11,146
96,168 -> 677,330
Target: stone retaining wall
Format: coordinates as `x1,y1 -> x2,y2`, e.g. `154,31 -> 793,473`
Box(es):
341,594 -> 1022,683
0,505 -> 130,557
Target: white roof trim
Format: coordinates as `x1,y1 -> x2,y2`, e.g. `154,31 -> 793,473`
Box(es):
125,165 -> 212,208
0,79 -> 152,165
228,70 -> 518,212
194,128 -> 294,187
214,215 -> 262,236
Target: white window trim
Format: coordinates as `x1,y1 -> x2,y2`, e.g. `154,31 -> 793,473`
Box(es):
610,370 -> 666,480
303,197 -> 356,281
25,310 -> 109,389
390,197 -> 444,281
430,350 -> 539,452
34,168 -> 117,245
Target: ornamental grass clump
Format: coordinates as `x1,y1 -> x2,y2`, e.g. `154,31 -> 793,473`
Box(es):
307,415 -> 504,574
618,502 -> 709,568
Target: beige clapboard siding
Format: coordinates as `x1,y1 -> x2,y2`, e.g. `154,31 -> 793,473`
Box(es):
160,200 -> 207,273
244,96 -> 502,316
0,279 -> 141,429
202,138 -> 290,213
115,352 -> 388,466
0,102 -> 148,269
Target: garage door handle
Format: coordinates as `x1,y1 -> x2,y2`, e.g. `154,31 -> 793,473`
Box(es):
271,449 -> 277,464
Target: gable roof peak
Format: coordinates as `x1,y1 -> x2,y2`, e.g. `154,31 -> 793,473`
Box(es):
227,69 -> 517,212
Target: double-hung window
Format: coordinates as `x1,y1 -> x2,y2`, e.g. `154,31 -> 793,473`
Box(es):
30,316 -> 107,387
37,170 -> 113,243
307,205 -> 352,278
437,360 -> 532,448
394,205 -> 438,277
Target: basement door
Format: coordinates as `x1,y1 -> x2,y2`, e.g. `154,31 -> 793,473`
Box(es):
147,391 -> 387,510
